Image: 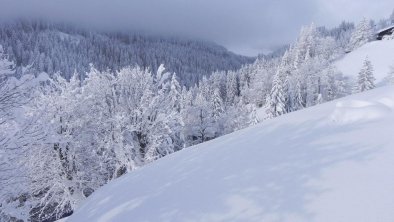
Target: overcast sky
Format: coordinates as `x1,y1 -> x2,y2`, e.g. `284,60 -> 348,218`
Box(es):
0,0 -> 393,56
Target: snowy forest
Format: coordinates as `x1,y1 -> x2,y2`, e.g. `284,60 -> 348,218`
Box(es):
0,20 -> 253,87
1,10 -> 394,222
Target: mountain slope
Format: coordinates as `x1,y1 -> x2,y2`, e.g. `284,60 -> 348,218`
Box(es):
68,86 -> 394,222
0,20 -> 253,86
335,39 -> 394,83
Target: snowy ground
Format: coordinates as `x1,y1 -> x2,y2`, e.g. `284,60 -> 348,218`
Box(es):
335,39 -> 394,83
68,86 -> 394,222
256,106 -> 268,122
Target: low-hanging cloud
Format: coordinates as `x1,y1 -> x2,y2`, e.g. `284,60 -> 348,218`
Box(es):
0,0 -> 393,56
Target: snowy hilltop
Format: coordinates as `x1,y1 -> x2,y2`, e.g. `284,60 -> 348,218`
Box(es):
68,86 -> 394,222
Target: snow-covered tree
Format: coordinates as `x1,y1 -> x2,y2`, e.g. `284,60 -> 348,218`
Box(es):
348,18 -> 374,51
184,92 -> 215,145
168,74 -> 182,112
385,65 -> 394,85
225,71 -> 239,105
321,65 -> 337,101
0,56 -> 51,221
0,57 -> 30,222
293,77 -> 305,111
212,88 -> 224,121
357,57 -> 375,92
267,71 -> 286,118
0,46 -> 14,76
276,50 -> 293,112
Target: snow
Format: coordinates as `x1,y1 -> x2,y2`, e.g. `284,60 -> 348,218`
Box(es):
335,39 -> 394,83
256,106 -> 268,121
68,86 -> 394,222
377,25 -> 394,34
330,99 -> 392,124
56,31 -> 81,44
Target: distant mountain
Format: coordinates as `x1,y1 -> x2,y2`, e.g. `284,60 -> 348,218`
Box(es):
0,20 -> 254,86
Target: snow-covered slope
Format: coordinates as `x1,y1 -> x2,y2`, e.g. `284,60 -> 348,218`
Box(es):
335,39 -> 394,83
68,87 -> 394,222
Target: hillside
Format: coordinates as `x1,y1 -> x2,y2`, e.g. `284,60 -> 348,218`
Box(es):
3,15 -> 394,222
0,20 -> 253,86
67,86 -> 394,222
335,39 -> 394,83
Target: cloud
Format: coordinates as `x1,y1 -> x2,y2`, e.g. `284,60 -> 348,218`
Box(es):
0,0 -> 392,56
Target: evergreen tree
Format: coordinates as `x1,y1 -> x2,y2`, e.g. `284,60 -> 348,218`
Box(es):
277,50 -> 293,112
211,88 -> 225,137
357,57 -> 375,92
212,88 -> 224,121
268,71 -> 286,118
225,72 -> 238,105
0,46 -> 14,75
348,18 -> 374,51
293,76 -> 305,111
168,73 -> 182,112
385,65 -> 394,85
322,66 -> 337,101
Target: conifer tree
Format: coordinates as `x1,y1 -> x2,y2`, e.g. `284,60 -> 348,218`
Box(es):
293,77 -> 305,111
386,65 -> 394,85
168,74 -> 182,112
0,46 -> 14,75
357,57 -> 375,92
268,71 -> 286,118
348,18 -> 374,51
225,72 -> 238,105
212,88 -> 224,121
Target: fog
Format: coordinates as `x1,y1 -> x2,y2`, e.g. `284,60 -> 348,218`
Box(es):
0,0 -> 392,56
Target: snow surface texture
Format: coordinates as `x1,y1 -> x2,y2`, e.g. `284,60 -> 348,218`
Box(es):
68,87 -> 394,222
335,39 -> 394,83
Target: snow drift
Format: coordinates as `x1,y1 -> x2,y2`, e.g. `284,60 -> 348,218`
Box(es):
330,99 -> 392,124
335,39 -> 394,83
67,86 -> 394,222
